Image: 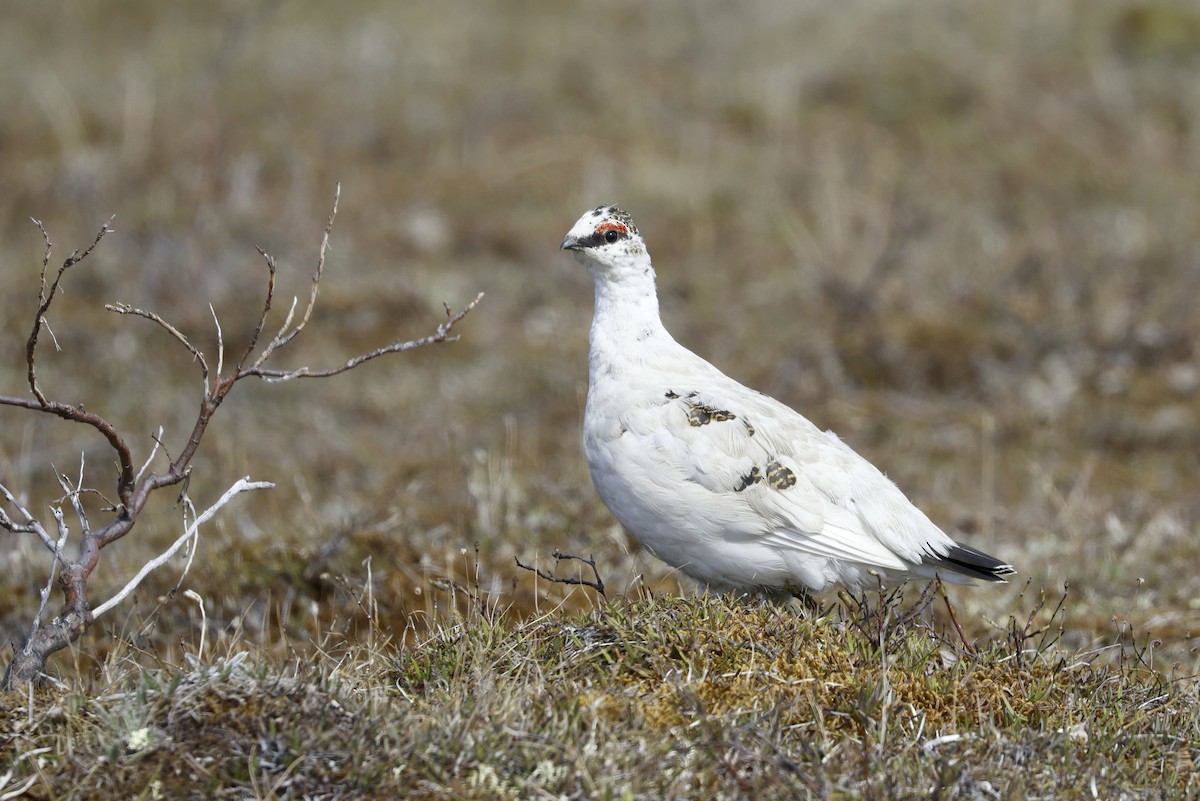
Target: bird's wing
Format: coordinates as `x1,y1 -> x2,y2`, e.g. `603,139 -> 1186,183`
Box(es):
743,388 -> 959,564
632,382 -> 936,572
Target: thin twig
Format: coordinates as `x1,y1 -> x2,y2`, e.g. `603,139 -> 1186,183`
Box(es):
515,550 -> 607,599
245,292 -> 485,381
31,216 -> 52,299
937,577 -> 977,657
136,427 -> 166,484
235,247 -> 277,374
1036,583 -> 1070,653
170,483 -> 200,597
26,506 -> 71,654
209,303 -> 225,380
258,295 -> 298,373
106,303 -> 210,390
27,216 -> 114,403
0,481 -> 62,558
41,318 -> 62,353
55,455 -> 91,537
250,184 -> 340,369
92,477 -> 273,619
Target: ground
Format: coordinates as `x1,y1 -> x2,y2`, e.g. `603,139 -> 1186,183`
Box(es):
1,0 -> 1199,798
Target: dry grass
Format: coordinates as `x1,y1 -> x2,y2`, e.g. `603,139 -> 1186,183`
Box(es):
2,0 -> 1200,796
2,591 -> 1196,799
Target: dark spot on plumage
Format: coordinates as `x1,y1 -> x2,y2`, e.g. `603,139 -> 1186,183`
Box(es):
765,460 -> 796,490
742,419 -> 756,436
685,402 -> 737,427
734,465 -> 762,492
665,390 -> 679,399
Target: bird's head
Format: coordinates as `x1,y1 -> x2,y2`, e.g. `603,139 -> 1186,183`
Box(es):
560,205 -> 648,273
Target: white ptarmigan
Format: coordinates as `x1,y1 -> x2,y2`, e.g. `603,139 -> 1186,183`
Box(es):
561,204 -> 1014,596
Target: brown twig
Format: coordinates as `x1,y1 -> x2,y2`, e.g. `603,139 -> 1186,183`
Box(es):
105,303 -> 210,384
249,183 -> 339,370
237,247 -> 278,374
515,550 -> 607,599
840,576 -> 938,652
936,577 -> 977,657
26,216 -> 114,404
243,292 -> 485,381
0,394 -> 139,508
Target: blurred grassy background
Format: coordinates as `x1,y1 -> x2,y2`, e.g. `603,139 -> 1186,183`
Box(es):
1,0 -> 1199,675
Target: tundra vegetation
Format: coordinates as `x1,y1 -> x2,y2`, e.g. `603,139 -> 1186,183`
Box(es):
1,1 -> 1198,797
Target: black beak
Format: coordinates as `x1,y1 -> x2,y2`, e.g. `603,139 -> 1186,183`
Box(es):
560,234 -> 581,251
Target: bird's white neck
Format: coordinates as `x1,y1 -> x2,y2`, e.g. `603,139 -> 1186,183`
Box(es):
587,259 -> 670,361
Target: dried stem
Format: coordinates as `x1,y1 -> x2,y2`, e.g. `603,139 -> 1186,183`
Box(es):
210,304 -> 225,379
55,457 -> 91,537
937,577 -> 977,657
136,427 -> 166,483
245,292 -> 485,381
272,185 -> 335,350
516,550 -> 607,599
0,482 -> 61,558
91,477 -> 273,619
106,303 -> 210,390
236,248 -> 277,374
27,216 -> 114,404
26,505 -> 71,652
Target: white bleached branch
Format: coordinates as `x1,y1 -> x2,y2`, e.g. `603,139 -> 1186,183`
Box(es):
25,505 -> 71,654
92,477 -> 273,619
136,426 -> 166,484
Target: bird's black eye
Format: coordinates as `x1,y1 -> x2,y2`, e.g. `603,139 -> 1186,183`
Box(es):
604,229 -> 620,243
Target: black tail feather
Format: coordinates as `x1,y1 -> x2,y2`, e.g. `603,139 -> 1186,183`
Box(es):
928,542 -> 1015,583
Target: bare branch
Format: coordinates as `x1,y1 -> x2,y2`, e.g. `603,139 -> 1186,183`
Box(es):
0,481 -> 63,559
245,292 -> 485,382
136,427 -> 166,484
254,293 -> 298,373
26,216 -> 115,404
31,216 -> 52,298
209,304 -> 225,380
234,247 -> 278,375
0,506 -> 24,535
173,491 -> 200,596
105,303 -> 210,391
249,184 -> 339,370
282,183 -> 337,346
516,550 -> 607,599
25,505 -> 71,654
91,477 -> 273,619
0,394 -> 138,506
55,455 -> 91,537
41,318 -> 62,353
